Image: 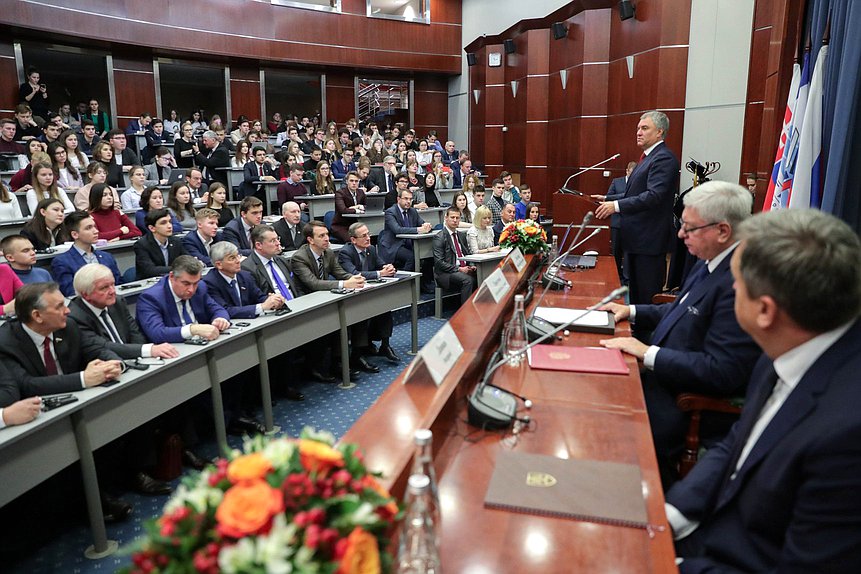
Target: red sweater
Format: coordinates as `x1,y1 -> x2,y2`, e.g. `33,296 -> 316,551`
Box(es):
90,208 -> 142,241
0,264 -> 24,315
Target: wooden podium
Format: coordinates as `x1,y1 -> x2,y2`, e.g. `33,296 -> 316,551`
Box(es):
547,193 -> 611,255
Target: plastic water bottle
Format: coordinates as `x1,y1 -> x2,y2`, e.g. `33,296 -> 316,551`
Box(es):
504,294 -> 528,366
412,430 -> 441,529
549,234 -> 559,261
397,474 -> 441,574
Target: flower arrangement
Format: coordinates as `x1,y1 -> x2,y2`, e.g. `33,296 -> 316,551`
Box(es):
123,428 -> 400,574
498,218 -> 548,254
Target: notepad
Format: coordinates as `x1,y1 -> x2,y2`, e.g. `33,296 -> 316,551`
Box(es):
527,345 -> 630,375
532,307 -> 615,335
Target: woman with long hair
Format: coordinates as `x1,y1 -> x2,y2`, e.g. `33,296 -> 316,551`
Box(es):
26,162 -> 74,214
413,171 -> 441,208
526,202 -> 542,223
395,140 -> 408,164
163,109 -> 181,138
314,162 -> 336,195
84,99 -> 111,137
206,182 -> 234,227
8,140 -> 46,192
366,138 -> 385,164
167,181 -> 196,230
21,197 -> 70,249
0,180 -> 23,221
88,183 -> 141,241
466,205 -> 499,254
75,161 -> 121,210
59,129 -> 89,171
231,140 -> 251,168
286,141 -> 304,165
188,110 -> 206,132
451,191 -> 472,228
322,138 -> 339,165
120,165 -> 148,210
48,142 -> 83,192
91,140 -> 123,188
462,172 -> 483,207
404,159 -> 421,193
174,122 -> 196,168
136,186 -> 183,233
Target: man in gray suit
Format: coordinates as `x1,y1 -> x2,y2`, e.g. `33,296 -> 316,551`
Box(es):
432,207 -> 476,305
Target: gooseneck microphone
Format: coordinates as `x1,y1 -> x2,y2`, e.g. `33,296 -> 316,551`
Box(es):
467,286 -> 629,429
543,211 -> 593,290
557,153 -> 621,196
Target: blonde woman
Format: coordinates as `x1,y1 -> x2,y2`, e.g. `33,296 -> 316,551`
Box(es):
466,205 -> 499,254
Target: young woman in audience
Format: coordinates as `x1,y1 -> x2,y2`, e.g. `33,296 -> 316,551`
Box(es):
89,183 -> 141,241
209,114 -> 223,130
325,121 -> 338,144
168,181 -> 196,230
75,161 -> 121,210
413,171 -> 441,208
91,140 -> 123,189
48,142 -> 83,193
314,162 -> 336,195
417,140 -> 432,170
402,150 -> 423,175
526,202 -> 542,222
231,140 -> 251,168
188,110 -> 206,132
59,130 -> 89,171
467,205 -> 499,254
286,141 -> 304,165
268,112 -> 285,134
84,99 -> 111,137
366,138 -> 385,164
21,197 -> 70,250
432,159 -> 454,190
163,109 -> 181,138
120,165 -> 148,209
322,138 -> 339,165
136,186 -> 182,233
8,140 -> 46,192
174,122 -> 197,168
206,182 -> 234,227
26,162 -> 74,214
395,141 -> 408,164
452,191 -> 472,228
462,173 -> 483,206
0,180 -> 23,221
404,159 -> 422,192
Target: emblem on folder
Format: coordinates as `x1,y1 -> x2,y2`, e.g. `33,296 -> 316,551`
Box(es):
548,351 -> 570,361
526,471 -> 557,487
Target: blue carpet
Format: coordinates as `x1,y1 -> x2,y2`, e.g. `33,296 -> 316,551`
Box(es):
0,311 -> 448,574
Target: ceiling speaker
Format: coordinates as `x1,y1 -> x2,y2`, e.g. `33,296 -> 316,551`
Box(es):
504,39 -> 516,54
552,22 -> 568,40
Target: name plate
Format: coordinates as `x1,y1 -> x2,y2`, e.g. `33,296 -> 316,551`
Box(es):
508,247 -> 527,271
485,268 -> 511,303
418,323 -> 464,386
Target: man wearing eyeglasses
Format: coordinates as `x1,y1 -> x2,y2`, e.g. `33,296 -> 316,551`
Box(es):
598,181 -> 762,488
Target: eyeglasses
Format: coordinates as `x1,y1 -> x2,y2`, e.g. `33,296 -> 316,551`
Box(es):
680,221 -> 720,235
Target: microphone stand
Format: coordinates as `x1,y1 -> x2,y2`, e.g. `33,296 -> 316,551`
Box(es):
467,286 -> 629,429
557,153 -> 621,196
544,212 -> 593,289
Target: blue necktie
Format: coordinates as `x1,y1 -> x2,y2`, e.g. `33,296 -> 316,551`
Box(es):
651,262 -> 709,344
181,300 -> 194,325
229,279 -> 241,305
268,260 -> 293,300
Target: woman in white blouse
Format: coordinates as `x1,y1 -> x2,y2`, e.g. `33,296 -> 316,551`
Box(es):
466,205 -> 500,254
59,130 -> 89,171
0,181 -> 23,221
163,109 -> 181,139
48,142 -> 84,193
26,162 -> 75,215
120,165 -> 148,210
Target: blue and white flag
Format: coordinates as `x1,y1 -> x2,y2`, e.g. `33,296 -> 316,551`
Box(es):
789,45 -> 828,209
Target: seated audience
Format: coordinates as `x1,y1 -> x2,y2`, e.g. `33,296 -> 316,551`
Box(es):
452,191 -> 472,228
526,202 -> 542,222
0,262 -> 23,317
331,171 -> 366,243
163,110 -> 181,139
12,104 -> 41,141
501,171 -> 521,205
168,181 -> 197,230
181,208 -> 222,266
273,201 -> 305,252
185,167 -> 209,204
231,140 -> 251,169
58,129 -> 89,171
134,208 -> 186,279
21,198 -> 70,250
191,130 -> 230,188
0,180 -> 23,221
48,142 -> 83,193
174,122 -> 196,169
91,140 -> 124,189
88,183 -> 141,241
303,146 -> 323,173
514,184 -> 532,219
378,187 -> 431,271
135,186 -> 183,234
241,224 -> 300,303
84,99 -> 111,137
106,130 -> 141,179
223,196 -> 263,256
414,171 -> 441,208
486,178 -> 506,224
144,147 -> 175,186
0,117 -> 25,154
433,206 -> 477,305
467,205 -> 499,254
331,148 -> 357,179
1,235 -> 53,284
143,118 -> 172,163
313,162 -> 337,195
9,141 -> 47,192
120,165 -> 148,210
203,241 -> 285,319
79,119 -> 100,155
26,161 -> 75,215
52,210 -> 123,296
239,147 -> 277,201
75,162 -> 121,210
206,182 -> 234,227
276,163 -> 308,217
492,202 -> 516,244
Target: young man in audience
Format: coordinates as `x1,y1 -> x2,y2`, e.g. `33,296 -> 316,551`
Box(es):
303,146 -> 323,172
1,235 -> 52,284
432,206 -> 477,305
338,222 -> 400,363
500,171 -> 521,204
0,118 -> 25,154
356,161 -> 381,195
38,122 -> 61,146
273,201 -> 305,251
378,187 -> 431,272
143,118 -> 172,163
230,119 -> 250,145
125,113 -> 151,136
276,163 -> 308,217
13,104 -> 41,141
452,157 -> 473,189
514,184 -> 532,219
79,119 -> 100,154
134,208 -> 187,279
106,129 -> 141,175
331,171 -> 366,243
240,148 -> 277,201
302,127 -> 326,154
403,129 -> 419,151
332,148 -> 357,179
52,210 -> 122,296
664,208 -> 861,573
213,126 -> 235,153
468,188 -> 486,216
181,208 -> 222,266
486,177 -> 506,224
224,196 -> 263,256
192,130 -> 230,188
492,202 -> 516,244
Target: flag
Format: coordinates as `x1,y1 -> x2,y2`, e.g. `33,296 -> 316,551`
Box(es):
762,62 -> 801,211
789,45 -> 828,209
774,52 -> 812,210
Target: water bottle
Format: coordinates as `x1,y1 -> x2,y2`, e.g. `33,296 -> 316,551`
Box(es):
504,294 -> 528,366
548,234 -> 559,261
412,429 -> 441,529
397,474 -> 442,574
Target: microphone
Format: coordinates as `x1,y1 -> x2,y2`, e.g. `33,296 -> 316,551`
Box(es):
467,285 -> 628,429
543,212 -> 594,290
557,153 -> 621,196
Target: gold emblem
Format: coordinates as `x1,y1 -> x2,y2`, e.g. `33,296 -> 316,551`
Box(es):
526,471 -> 557,487
548,351 -> 570,360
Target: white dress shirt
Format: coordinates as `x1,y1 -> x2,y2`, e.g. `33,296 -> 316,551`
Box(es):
80,298 -> 153,357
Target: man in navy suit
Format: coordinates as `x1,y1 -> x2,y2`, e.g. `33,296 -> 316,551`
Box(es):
223,196 -> 263,256
135,208 -> 186,279
492,202 -> 516,245
135,255 -> 230,344
273,201 -> 305,252
239,148 -> 277,200
592,160 -> 636,284
182,208 -> 223,266
203,242 -> 285,319
52,210 -> 122,296
377,188 -> 432,271
600,181 -> 761,486
595,111 -> 679,304
664,208 -> 861,573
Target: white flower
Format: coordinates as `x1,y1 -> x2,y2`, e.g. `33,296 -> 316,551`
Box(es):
254,515 -> 297,574
300,426 -> 336,445
349,501 -> 378,526
218,538 -> 256,574
263,439 -> 297,468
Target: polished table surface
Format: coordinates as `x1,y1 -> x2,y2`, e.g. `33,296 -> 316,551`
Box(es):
342,256 -> 677,573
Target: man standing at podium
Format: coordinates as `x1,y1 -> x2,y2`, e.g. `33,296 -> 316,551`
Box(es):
595,111 -> 679,304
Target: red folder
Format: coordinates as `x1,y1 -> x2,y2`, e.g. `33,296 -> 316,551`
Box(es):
528,345 -> 630,375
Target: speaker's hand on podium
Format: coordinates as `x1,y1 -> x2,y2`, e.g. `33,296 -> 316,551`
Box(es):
595,201 -> 616,219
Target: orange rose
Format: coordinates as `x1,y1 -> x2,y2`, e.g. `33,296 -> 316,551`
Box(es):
337,527 -> 381,574
299,439 -> 344,475
227,452 -> 273,483
524,225 -> 539,236
216,478 -> 284,538
499,230 -> 510,243
361,475 -> 398,517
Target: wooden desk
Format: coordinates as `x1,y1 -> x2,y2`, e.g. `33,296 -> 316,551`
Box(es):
342,256 -> 676,573
296,193 -> 335,220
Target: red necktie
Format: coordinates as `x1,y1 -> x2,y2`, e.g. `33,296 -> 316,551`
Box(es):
639,152 -> 646,162
452,232 -> 464,265
43,337 -> 58,375
258,164 -> 264,177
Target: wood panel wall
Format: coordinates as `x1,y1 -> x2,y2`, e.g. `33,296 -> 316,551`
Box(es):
0,42 -> 18,116
112,57 -> 157,130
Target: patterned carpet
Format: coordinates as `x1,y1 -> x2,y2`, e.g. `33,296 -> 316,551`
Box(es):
0,301 -> 451,574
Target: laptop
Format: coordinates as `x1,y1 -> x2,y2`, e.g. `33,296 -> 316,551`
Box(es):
365,193 -> 386,212
167,170 -> 186,185
561,254 -> 596,269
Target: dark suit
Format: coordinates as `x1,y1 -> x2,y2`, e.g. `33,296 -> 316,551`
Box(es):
194,143 -> 230,186
492,219 -> 510,245
338,243 -> 394,344
0,318 -> 120,398
135,275 -> 229,343
134,233 -> 186,279
618,142 -> 679,304
378,204 -> 426,270
432,227 -> 476,304
52,247 -> 122,297
202,270 -> 267,319
606,175 -> 627,282
68,297 -> 149,359
332,187 -> 366,243
240,251 -> 300,300
634,254 -> 761,480
239,161 -> 277,200
222,218 -> 253,256
182,231 -> 223,267
290,244 -> 351,295
667,320 -> 861,573
273,219 -> 304,251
